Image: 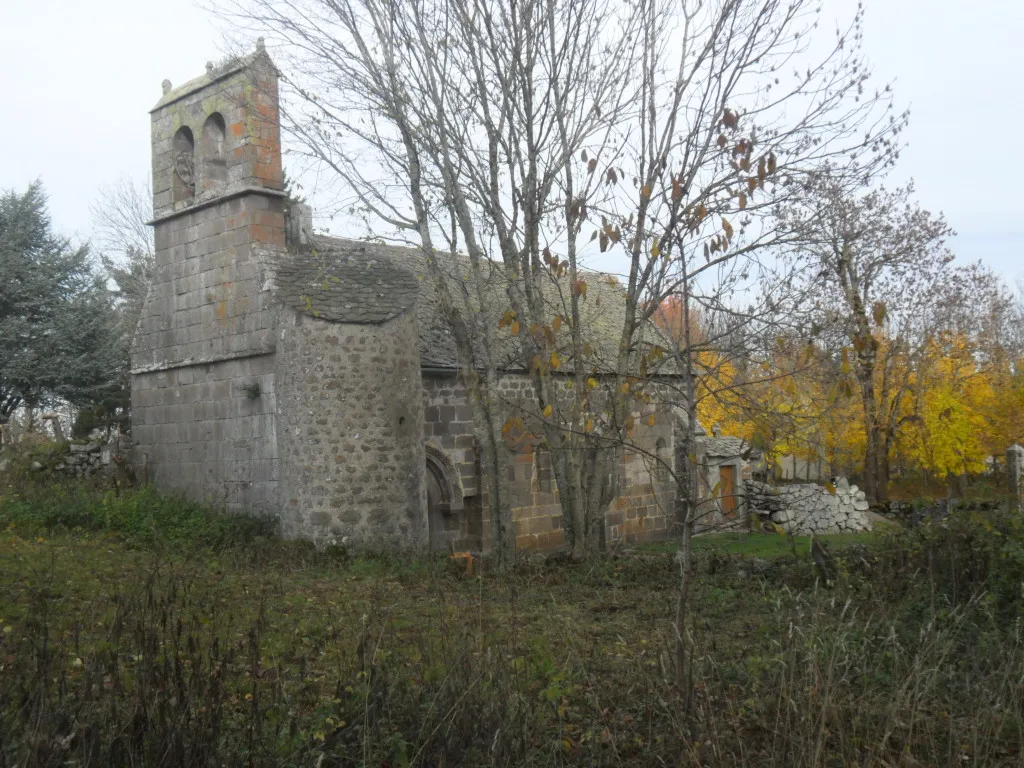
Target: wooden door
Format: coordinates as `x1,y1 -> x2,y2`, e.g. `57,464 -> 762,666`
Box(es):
719,465 -> 737,517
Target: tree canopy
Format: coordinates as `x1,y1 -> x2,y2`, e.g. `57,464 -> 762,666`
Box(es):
0,181 -> 125,425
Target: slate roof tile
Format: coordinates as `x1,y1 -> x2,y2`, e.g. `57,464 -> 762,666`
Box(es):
274,236 -> 679,375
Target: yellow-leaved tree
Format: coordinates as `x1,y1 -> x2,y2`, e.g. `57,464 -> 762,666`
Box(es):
901,332 -> 997,478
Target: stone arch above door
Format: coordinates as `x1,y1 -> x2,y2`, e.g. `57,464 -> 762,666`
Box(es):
425,444 -> 464,513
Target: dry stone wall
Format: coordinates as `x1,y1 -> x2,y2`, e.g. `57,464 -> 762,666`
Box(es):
747,478 -> 871,534
54,432 -> 129,478
0,431 -> 128,480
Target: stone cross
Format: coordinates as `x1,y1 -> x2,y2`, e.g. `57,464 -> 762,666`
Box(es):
1008,444 -> 1024,510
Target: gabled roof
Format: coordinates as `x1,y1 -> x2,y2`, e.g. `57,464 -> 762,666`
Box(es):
701,435 -> 750,458
279,236 -> 679,376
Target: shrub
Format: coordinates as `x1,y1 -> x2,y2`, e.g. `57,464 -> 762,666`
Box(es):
866,501 -> 1024,621
0,484 -> 278,551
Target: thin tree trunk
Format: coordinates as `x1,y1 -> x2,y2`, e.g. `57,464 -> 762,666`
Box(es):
674,266 -> 698,708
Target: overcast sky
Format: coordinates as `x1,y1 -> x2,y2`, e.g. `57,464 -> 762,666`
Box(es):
1,0 -> 1020,286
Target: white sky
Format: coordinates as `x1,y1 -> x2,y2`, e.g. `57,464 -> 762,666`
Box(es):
1,0 -> 1021,285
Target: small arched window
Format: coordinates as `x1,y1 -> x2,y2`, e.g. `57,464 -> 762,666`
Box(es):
201,112 -> 227,190
172,126 -> 196,203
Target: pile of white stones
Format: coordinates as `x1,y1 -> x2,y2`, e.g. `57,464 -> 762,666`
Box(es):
747,477 -> 871,534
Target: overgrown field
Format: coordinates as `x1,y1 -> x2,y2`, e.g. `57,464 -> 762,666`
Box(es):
1,485 -> 1023,766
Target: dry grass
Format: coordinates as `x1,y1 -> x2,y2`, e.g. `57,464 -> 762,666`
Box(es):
1,486 -> 1023,766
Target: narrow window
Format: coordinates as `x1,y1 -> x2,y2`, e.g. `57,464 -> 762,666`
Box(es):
172,126 -> 196,203
535,446 -> 552,493
655,437 -> 670,482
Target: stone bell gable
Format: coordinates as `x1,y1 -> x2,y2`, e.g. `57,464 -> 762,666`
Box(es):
136,41 -> 285,374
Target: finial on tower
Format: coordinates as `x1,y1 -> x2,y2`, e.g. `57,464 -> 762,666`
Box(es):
256,37 -> 265,53
161,79 -> 172,95
206,61 -> 214,75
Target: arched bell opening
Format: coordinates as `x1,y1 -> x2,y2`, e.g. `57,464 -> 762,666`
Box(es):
172,126 -> 196,203
201,112 -> 227,191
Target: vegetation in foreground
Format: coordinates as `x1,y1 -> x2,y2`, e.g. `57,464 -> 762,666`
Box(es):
1,483 -> 1023,766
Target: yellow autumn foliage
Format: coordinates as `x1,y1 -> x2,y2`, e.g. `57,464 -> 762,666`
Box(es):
655,297 -> 1024,485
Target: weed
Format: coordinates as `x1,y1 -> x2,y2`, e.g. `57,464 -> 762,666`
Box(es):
0,486 -> 1022,765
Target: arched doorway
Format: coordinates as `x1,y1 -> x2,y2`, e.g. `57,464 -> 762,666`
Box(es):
425,446 -> 464,552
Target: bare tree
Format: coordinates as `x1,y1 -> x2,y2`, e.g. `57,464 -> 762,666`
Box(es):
218,0 -> 903,573
776,174 -> 980,502
91,176 -> 155,339
77,177 -> 157,436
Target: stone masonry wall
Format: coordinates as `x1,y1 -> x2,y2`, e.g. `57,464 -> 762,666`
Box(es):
422,375 -> 486,549
422,376 -> 480,497
134,195 -> 284,371
131,354 -> 278,513
275,308 -> 427,550
53,431 -> 130,479
747,478 -> 871,534
423,372 -> 675,552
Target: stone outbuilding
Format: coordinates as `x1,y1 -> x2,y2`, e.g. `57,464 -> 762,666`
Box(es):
697,428 -> 759,526
131,46 -> 684,553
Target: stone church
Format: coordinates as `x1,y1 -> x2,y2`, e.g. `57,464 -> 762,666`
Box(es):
131,43 -> 684,553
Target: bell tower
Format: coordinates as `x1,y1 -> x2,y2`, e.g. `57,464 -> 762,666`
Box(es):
149,38 -> 285,220
131,40 -> 286,512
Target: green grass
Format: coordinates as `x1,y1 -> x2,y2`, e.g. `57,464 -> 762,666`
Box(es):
0,483 -> 278,551
637,529 -> 878,558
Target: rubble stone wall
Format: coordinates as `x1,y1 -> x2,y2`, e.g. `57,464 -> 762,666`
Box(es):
746,478 -> 871,534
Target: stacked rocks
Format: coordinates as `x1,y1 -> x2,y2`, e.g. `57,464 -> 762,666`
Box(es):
53,430 -> 123,478
747,477 -> 871,534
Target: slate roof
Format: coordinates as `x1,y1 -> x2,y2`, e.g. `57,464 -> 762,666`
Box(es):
701,436 -> 749,458
276,235 -> 679,374
275,248 -> 419,325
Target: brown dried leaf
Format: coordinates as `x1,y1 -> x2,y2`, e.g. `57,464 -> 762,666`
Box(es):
872,301 -> 887,325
